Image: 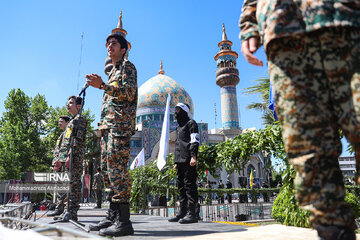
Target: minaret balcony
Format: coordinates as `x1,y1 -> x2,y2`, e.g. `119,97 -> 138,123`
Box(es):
216,67 -> 239,87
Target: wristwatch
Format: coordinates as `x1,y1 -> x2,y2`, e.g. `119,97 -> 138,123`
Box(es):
99,82 -> 105,90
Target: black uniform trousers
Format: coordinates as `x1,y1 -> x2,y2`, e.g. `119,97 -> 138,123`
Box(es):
176,162 -> 198,217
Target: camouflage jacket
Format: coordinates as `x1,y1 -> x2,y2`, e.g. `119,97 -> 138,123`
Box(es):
99,59 -> 137,138
57,114 -> 87,163
92,172 -> 104,190
52,131 -> 65,164
239,0 -> 360,51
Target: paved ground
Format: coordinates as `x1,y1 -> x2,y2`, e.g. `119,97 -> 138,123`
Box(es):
34,207 -> 359,240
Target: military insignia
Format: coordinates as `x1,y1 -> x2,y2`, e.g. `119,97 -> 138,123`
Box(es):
65,127 -> 72,138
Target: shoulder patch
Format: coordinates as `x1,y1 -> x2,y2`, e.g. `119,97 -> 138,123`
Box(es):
65,127 -> 72,138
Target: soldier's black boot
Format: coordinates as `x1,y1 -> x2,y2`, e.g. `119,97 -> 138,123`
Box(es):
179,203 -> 198,224
48,195 -> 66,216
99,203 -> 134,237
89,202 -> 117,231
47,207 -> 63,217
316,225 -> 356,240
168,200 -> 187,222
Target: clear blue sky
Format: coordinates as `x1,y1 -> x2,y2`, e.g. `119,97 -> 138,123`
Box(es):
0,0 -> 351,156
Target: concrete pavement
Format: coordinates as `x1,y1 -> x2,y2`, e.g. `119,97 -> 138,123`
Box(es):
34,207 -> 359,239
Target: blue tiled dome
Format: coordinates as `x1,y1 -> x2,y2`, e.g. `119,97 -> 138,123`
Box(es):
136,74 -> 193,120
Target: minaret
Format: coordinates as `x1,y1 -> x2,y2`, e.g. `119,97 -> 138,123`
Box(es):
158,60 -> 165,75
214,24 -> 241,138
104,11 -> 132,75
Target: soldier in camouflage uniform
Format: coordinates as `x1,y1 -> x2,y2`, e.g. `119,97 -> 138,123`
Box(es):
54,96 -> 87,221
47,115 -> 70,217
52,116 -> 70,171
240,1 -> 360,239
92,167 -> 104,208
86,33 -> 137,237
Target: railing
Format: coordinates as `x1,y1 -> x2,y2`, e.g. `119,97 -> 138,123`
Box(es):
0,202 -> 100,238
0,217 -> 100,238
0,202 -> 32,220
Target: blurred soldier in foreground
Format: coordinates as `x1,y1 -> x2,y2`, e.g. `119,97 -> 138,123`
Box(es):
86,33 -> 137,237
240,1 -> 360,239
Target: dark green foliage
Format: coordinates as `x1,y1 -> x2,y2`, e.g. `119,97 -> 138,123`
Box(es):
129,154 -> 176,212
271,185 -> 311,227
242,78 -> 276,126
0,88 -> 96,180
197,144 -> 221,180
271,167 -> 311,227
0,89 -> 50,179
345,190 -> 360,219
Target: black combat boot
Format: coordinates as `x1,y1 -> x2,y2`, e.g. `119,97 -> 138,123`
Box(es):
168,200 -> 187,222
47,206 -> 63,217
89,202 -> 117,231
99,203 -> 134,237
316,225 -> 356,240
179,203 -> 198,224
48,194 -> 66,216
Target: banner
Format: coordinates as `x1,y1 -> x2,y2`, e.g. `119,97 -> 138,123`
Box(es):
130,148 -> 145,170
157,93 -> 171,170
250,170 -> 254,188
268,82 -> 278,120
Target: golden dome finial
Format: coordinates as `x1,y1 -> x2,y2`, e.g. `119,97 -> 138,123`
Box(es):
158,60 -> 165,75
117,11 -> 123,29
222,23 -> 228,41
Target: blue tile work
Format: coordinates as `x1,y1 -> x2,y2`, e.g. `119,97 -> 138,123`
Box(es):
216,55 -> 236,65
221,86 -> 240,129
137,74 -> 193,119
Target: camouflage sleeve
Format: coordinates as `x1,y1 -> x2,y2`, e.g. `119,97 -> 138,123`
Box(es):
52,147 -> 59,165
52,132 -> 64,164
104,61 -> 137,102
239,0 -> 260,42
57,142 -> 67,163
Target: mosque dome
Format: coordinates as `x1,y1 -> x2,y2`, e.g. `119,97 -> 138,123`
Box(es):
136,61 -> 193,123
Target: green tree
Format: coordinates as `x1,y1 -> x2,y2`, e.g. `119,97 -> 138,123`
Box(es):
0,89 -> 97,180
0,89 -> 50,179
243,78 -> 276,125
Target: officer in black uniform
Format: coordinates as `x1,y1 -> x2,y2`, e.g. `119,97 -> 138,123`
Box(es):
168,103 -> 199,224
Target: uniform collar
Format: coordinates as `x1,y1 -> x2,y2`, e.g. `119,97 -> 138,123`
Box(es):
114,58 -> 124,68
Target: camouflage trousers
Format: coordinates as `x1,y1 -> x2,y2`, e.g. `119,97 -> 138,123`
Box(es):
267,27 -> 360,229
54,164 -> 66,212
64,155 -> 83,215
100,129 -> 131,203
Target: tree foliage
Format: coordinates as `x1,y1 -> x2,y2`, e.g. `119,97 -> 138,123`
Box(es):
198,123 -> 286,175
242,78 -> 276,125
0,88 -> 96,180
0,89 -> 50,179
130,154 -> 176,212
